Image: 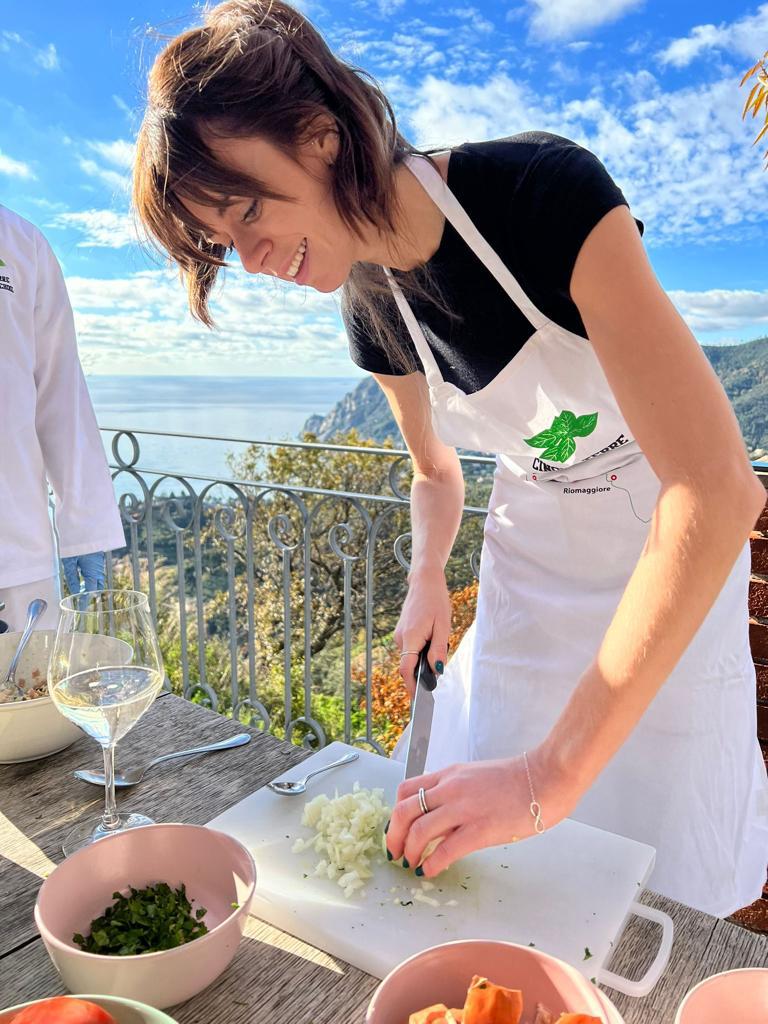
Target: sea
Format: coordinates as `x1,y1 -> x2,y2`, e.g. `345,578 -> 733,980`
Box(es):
87,375 -> 361,488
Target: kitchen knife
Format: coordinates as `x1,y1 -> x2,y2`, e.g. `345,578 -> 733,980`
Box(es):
404,644 -> 438,779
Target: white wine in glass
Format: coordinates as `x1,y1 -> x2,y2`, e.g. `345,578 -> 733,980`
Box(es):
49,589 -> 164,856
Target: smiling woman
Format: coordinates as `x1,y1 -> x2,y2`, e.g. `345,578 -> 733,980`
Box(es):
133,0 -> 768,921
132,0 -> 445,367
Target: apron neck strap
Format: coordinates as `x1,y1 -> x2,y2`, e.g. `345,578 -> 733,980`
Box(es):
383,267 -> 444,387
401,153 -> 550,332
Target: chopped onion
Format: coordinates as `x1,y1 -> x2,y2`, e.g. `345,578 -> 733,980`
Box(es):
292,782 -> 389,899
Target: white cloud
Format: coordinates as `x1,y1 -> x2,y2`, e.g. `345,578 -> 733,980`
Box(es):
669,288 -> 768,334
400,70 -> 766,245
449,8 -> 495,34
64,267 -> 352,375
78,157 -> 130,194
87,139 -> 135,170
1,30 -> 60,71
332,13 -> 504,79
34,42 -> 59,71
47,209 -> 138,248
377,0 -> 406,14
657,4 -> 768,68
113,95 -> 133,120
0,150 -> 35,179
525,0 -> 644,42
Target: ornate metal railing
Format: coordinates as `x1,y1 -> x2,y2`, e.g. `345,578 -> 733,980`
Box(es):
98,428 -> 494,754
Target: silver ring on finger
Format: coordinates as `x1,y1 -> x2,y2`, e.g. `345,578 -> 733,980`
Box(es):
399,650 -> 419,659
418,786 -> 430,816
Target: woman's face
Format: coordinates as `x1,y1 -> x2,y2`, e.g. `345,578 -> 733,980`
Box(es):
181,131 -> 362,293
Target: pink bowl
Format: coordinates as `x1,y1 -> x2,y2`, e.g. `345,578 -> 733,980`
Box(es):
366,939 -> 625,1023
675,968 -> 768,1024
35,823 -> 256,1010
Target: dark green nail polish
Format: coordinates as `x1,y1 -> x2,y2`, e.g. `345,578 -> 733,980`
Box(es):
386,849 -> 393,861
435,660 -> 444,674
402,857 -> 409,869
384,819 -> 390,834
415,865 -> 424,877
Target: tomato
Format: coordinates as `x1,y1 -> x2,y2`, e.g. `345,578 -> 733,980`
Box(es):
11,997 -> 118,1024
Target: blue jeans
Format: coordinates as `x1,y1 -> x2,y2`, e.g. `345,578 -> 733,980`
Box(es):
61,551 -> 106,600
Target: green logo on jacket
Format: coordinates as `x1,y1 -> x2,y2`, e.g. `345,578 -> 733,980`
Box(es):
524,410 -> 598,463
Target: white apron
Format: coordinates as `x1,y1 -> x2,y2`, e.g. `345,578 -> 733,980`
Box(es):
386,154 -> 768,916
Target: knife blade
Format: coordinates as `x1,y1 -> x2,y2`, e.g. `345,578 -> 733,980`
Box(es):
404,644 -> 438,779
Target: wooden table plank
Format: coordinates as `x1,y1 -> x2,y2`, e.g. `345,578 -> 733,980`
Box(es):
2,695 -> 767,1023
0,918 -> 380,1023
0,696 -> 308,956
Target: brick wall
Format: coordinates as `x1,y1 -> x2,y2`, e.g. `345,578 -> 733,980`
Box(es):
731,470 -> 768,933
750,479 -> 768,780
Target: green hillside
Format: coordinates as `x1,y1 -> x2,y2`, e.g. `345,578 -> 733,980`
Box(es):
305,337 -> 768,457
703,337 -> 768,455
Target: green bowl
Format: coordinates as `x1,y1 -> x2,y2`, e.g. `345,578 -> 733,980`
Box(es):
0,994 -> 178,1024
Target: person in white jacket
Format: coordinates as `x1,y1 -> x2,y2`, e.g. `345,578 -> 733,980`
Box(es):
0,204 -> 125,632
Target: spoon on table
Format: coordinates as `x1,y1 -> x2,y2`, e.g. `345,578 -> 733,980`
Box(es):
268,750 -> 360,795
74,732 -> 252,788
0,598 -> 48,700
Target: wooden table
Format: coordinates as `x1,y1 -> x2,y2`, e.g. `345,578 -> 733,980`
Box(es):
1,697 -> 766,1022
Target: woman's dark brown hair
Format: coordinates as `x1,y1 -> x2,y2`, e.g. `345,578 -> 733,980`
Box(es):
133,0 -> 452,371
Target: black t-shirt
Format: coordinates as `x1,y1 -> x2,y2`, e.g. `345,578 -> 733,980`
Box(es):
345,132 -> 642,393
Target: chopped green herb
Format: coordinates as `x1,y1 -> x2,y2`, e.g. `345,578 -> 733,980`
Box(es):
230,902 -> 240,909
583,947 -> 593,961
72,882 -> 208,956
528,942 -> 536,947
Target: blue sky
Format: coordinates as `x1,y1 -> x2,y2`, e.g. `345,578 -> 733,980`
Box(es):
1,0 -> 766,376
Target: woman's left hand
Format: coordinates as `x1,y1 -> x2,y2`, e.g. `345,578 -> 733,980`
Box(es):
385,748 -> 579,877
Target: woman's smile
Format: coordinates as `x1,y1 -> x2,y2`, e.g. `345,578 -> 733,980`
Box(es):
284,237 -> 307,281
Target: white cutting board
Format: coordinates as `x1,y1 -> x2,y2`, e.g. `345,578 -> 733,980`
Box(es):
208,742 -> 656,982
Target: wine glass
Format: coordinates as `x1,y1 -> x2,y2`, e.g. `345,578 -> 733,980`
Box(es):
48,589 -> 164,856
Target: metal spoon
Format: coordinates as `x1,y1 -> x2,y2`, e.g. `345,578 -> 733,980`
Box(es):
74,732 -> 252,788
1,598 -> 48,699
268,750 -> 360,795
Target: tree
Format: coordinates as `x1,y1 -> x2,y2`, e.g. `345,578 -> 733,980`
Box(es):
364,579 -> 479,753
113,430 -> 484,749
742,52 -> 768,166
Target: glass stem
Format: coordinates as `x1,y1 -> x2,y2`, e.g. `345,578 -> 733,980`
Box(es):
101,744 -> 120,831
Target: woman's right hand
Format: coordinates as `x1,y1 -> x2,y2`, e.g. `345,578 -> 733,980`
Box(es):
394,565 -> 452,698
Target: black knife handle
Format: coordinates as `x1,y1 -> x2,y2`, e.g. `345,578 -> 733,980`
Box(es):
416,645 -> 438,692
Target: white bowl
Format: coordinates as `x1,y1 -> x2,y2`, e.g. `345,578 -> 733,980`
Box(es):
0,631 -> 133,763
35,823 -> 258,1010
0,994 -> 178,1024
0,631 -> 81,763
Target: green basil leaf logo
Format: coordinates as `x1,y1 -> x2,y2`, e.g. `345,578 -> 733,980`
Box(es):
551,410 -> 576,436
524,427 -> 559,448
540,436 -> 576,462
0,259 -> 5,267
524,410 -> 598,463
571,413 -> 598,437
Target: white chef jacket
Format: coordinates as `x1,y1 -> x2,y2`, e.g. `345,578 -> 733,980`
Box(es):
0,205 -> 125,588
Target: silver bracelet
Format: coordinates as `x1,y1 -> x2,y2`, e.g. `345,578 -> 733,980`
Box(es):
523,750 -> 545,834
